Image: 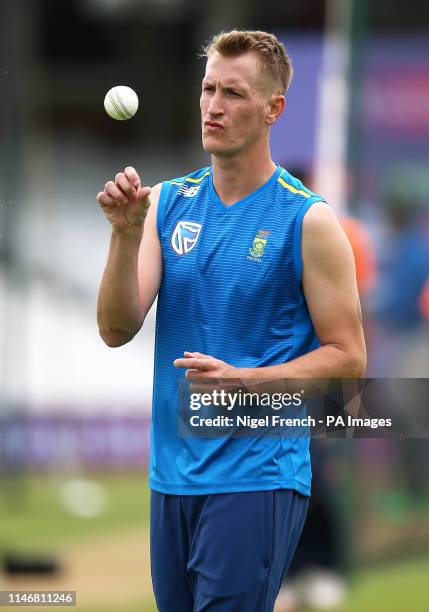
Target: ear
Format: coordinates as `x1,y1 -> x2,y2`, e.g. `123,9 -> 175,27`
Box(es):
266,94 -> 285,126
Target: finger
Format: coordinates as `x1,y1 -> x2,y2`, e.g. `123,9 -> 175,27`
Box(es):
124,166 -> 141,188
115,172 -> 137,199
187,358 -> 214,371
184,351 -> 213,359
185,368 -> 201,378
104,180 -> 127,204
136,186 -> 152,203
174,358 -> 192,369
186,369 -> 215,380
97,191 -> 116,207
174,358 -> 214,371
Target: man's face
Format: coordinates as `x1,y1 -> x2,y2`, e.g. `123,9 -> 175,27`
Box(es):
200,51 -> 272,157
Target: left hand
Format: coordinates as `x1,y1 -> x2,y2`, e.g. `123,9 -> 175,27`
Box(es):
173,351 -> 239,380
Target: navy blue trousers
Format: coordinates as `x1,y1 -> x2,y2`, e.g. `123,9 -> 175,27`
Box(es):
150,489 -> 308,612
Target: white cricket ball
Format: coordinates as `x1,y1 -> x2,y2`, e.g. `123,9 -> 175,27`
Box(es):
104,85 -> 139,120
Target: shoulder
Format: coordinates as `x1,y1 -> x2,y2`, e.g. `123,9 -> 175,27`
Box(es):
302,202 -> 339,235
276,168 -> 321,203
167,166 -> 211,187
302,203 -> 355,270
157,167 -> 211,202
141,182 -> 163,229
146,182 -> 163,210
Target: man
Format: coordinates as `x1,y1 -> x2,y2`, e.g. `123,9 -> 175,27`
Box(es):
97,30 -> 366,612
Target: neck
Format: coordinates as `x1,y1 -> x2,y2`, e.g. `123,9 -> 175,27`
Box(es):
211,144 -> 277,206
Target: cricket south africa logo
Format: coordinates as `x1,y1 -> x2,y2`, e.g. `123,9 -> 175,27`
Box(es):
247,229 -> 270,262
171,221 -> 202,255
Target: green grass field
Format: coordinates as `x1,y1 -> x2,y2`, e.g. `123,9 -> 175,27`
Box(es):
79,556 -> 429,612
1,473 -> 428,611
0,472 -> 150,551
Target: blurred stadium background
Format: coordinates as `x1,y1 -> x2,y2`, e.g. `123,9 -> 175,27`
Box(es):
1,0 -> 429,610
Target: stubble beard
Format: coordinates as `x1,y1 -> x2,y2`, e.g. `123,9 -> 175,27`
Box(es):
202,131 -> 246,160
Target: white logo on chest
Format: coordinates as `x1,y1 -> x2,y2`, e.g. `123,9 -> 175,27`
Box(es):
171,221 -> 202,255
178,184 -> 201,198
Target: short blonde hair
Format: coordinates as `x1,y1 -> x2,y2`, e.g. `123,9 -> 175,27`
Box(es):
202,30 -> 293,94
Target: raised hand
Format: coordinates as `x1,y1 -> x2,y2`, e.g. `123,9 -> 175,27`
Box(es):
97,166 -> 152,233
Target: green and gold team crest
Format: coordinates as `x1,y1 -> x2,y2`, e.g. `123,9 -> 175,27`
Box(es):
248,229 -> 270,261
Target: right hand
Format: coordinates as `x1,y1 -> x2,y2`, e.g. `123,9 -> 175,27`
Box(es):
97,166 -> 151,233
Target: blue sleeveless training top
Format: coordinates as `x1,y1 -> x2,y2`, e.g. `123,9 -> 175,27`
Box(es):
149,165 -> 324,496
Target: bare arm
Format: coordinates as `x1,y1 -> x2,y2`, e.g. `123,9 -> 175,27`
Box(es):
175,203 -> 366,381
242,203 -> 367,379
96,166 -> 162,347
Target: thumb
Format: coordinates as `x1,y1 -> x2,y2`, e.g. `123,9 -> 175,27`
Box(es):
136,186 -> 152,202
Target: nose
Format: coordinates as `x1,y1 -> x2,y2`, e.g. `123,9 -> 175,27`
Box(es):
206,91 -> 224,117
